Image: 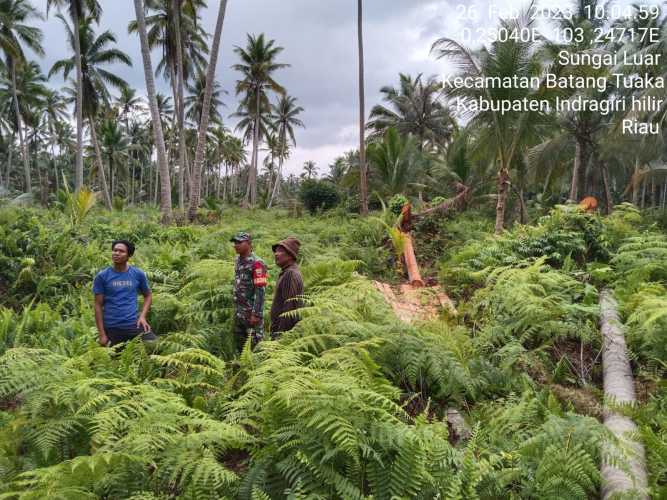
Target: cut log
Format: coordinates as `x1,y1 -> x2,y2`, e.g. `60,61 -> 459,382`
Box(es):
599,289 -> 648,500
446,408 -> 471,444
402,233 -> 424,287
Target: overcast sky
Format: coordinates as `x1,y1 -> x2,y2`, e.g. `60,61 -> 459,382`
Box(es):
32,0 -> 634,176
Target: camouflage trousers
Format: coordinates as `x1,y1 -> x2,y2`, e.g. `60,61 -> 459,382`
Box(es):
233,315 -> 264,353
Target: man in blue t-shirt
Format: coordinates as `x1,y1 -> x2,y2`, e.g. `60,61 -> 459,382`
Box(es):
93,240 -> 156,346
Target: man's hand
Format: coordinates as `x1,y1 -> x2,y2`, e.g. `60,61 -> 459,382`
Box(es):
99,332 -> 109,346
137,315 -> 151,332
248,313 -> 261,326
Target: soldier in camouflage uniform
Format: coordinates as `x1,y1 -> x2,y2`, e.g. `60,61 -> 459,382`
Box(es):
230,232 -> 268,352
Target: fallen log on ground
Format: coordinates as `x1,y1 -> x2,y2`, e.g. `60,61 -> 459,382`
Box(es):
599,288 -> 648,500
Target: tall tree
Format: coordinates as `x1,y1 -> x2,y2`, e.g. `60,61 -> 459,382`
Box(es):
433,8 -> 549,233
0,0 -> 44,192
187,0 -> 228,221
50,16 -> 131,210
357,0 -> 368,215
302,160 -> 317,179
46,0 -> 101,193
231,33 -> 288,208
268,93 -> 303,208
132,0 -> 172,223
368,73 -> 456,151
184,69 -> 224,126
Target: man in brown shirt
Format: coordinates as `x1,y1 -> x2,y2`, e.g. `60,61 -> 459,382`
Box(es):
270,237 -> 304,339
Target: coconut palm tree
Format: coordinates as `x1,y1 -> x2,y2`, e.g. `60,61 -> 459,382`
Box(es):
50,15 -> 131,210
368,73 -> 456,152
98,116 -> 129,200
267,93 -> 304,208
187,0 -> 228,221
41,88 -> 68,191
115,86 -> 143,132
357,0 -> 368,215
432,6 -> 551,233
542,0 -> 610,202
128,0 -> 208,209
0,0 -> 44,192
366,127 -> 420,198
220,133 -> 245,201
184,69 -> 224,127
302,160 -> 317,180
132,0 -> 172,223
46,0 -> 101,193
231,33 -> 288,208
0,59 -> 47,195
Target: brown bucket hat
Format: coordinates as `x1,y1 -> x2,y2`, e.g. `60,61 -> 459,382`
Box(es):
272,237 -> 300,260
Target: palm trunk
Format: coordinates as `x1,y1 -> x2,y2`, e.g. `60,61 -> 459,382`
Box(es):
222,163 -> 228,201
173,0 -> 187,211
599,289 -> 648,499
244,91 -> 261,208
632,158 -> 640,206
569,138 -> 584,202
267,152 -> 283,208
72,7 -> 85,192
51,142 -> 60,192
10,63 -> 31,193
357,0 -> 368,215
134,0 -> 173,223
187,0 -> 228,220
600,159 -> 613,215
640,179 -> 646,209
494,164 -> 510,234
5,133 -> 13,189
89,118 -> 112,209
168,58 -> 184,209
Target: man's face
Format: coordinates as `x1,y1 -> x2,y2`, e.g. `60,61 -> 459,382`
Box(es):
233,240 -> 251,255
273,245 -> 293,268
112,243 -> 130,265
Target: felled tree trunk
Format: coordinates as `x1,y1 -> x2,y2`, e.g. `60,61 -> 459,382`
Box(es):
599,289 -> 648,499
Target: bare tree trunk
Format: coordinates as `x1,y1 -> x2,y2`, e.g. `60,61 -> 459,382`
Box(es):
569,138 -> 584,202
600,160 -> 613,215
153,160 -> 159,205
599,289 -> 648,499
222,163 -> 228,201
5,133 -> 13,189
632,157 -> 640,206
134,0 -> 173,223
494,165 -> 510,234
267,155 -> 283,208
188,0 -> 228,220
357,0 -> 368,215
72,7 -> 85,192
10,63 -> 31,193
171,1 -> 187,211
89,119 -> 112,209
640,179 -> 646,209
661,182 -> 666,210
244,91 -> 261,208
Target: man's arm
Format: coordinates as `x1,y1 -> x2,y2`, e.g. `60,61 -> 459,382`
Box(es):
137,291 -> 152,332
94,294 -> 108,346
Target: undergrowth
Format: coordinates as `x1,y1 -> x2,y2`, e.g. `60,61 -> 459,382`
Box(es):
0,204 -> 663,498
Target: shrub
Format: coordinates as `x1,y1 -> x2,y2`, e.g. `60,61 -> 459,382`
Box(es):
299,180 -> 340,214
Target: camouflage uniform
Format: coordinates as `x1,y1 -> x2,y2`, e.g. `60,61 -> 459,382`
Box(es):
230,232 -> 267,352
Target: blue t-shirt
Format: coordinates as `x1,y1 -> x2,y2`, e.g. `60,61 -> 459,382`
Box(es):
92,266 -> 150,329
